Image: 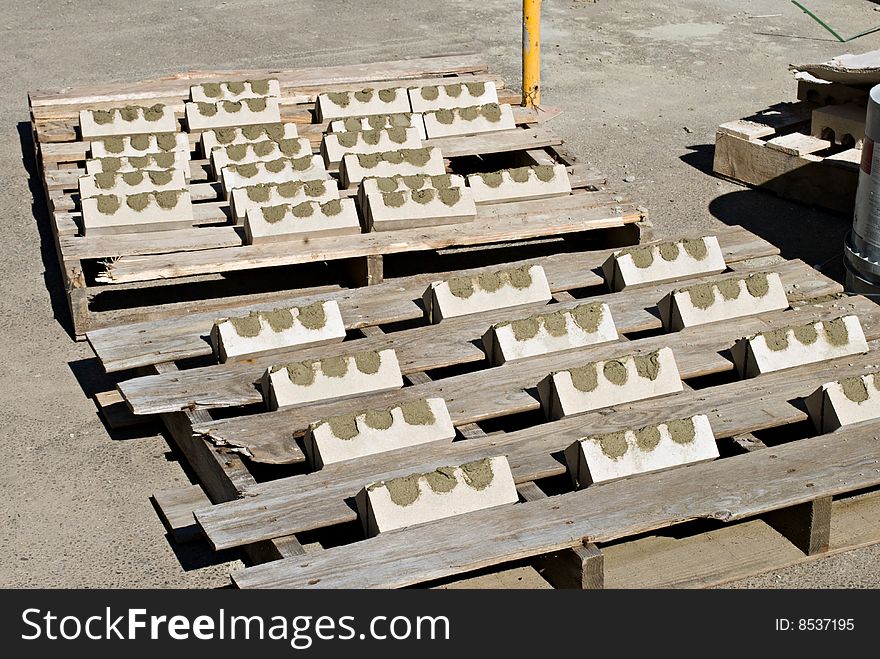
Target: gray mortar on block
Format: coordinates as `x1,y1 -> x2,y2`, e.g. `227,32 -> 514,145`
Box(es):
569,362 -> 599,393
597,432 -> 628,459
92,103 -> 166,125
841,376 -> 870,404
635,424 -> 662,451
823,317 -> 850,347
446,265 -> 533,299
633,351 -> 662,381
320,398 -> 436,442
356,148 -> 431,169
227,302 -> 325,337
666,418 -> 696,445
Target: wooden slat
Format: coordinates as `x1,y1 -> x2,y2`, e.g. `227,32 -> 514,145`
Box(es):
193,337 -> 880,552
97,195 -> 645,285
30,53 -> 488,108
423,126 -> 561,159
117,258 -> 837,422
187,292 -> 867,467
230,419 -> 880,588
88,225 -> 776,373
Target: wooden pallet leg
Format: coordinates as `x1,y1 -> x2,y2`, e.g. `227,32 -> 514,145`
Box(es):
518,481 -> 605,589
533,541 -> 604,590
345,255 -> 384,286
765,496 -> 832,555
152,363 -> 307,562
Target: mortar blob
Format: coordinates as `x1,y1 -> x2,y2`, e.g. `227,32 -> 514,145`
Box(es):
841,376 -> 870,403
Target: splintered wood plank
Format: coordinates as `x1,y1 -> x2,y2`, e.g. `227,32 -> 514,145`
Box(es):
61,227 -> 243,260
230,419 -> 880,588
94,389 -> 149,429
765,133 -> 830,156
195,347 -> 880,552
116,258 -> 837,420
29,54 -> 489,108
97,196 -> 646,285
423,127 -> 562,158
87,225 -> 777,373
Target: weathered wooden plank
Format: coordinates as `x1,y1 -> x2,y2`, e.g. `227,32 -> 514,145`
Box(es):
117,258 -> 837,421
189,293 -> 867,466
713,130 -> 858,215
153,484 -> 211,543
194,339 -> 880,552
29,54 -> 488,107
423,127 -> 562,159
96,194 -> 645,285
230,418 -> 880,588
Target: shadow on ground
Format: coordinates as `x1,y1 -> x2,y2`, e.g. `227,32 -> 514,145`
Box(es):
681,143 -> 850,283
18,121 -> 73,337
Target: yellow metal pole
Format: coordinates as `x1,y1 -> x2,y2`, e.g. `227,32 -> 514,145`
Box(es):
522,0 -> 541,106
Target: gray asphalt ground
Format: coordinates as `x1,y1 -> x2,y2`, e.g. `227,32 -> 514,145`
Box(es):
2,0 -> 880,588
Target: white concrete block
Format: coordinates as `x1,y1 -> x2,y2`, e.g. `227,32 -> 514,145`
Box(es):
244,198 -> 361,244
80,189 -> 194,235
537,347 -> 684,421
78,169 -> 187,199
810,103 -> 865,148
90,132 -> 189,159
466,164 -> 572,204
211,138 -> 312,173
564,415 -> 719,487
329,113 -> 427,140
408,81 -> 499,112
79,104 -> 177,138
355,456 -> 518,537
422,103 -> 516,138
321,127 -> 422,167
201,123 -> 298,157
85,153 -> 192,179
185,97 -> 282,131
804,371 -> 880,433
657,272 -> 790,331
422,264 -> 552,323
190,78 -> 281,103
363,186 -> 476,232
210,300 -> 346,362
602,236 -> 727,291
230,179 -> 339,223
261,348 -> 403,411
220,156 -> 327,196
731,315 -> 869,378
339,147 -> 445,187
316,87 -> 411,121
482,302 -> 618,366
304,397 -> 455,469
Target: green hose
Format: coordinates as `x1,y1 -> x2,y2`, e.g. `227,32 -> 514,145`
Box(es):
792,0 -> 880,42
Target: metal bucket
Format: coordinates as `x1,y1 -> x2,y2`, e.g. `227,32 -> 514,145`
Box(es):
847,84 -> 880,294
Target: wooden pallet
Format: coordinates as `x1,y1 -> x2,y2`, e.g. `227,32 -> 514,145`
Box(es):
28,53 -> 648,339
89,221 -> 880,588
713,77 -> 867,215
